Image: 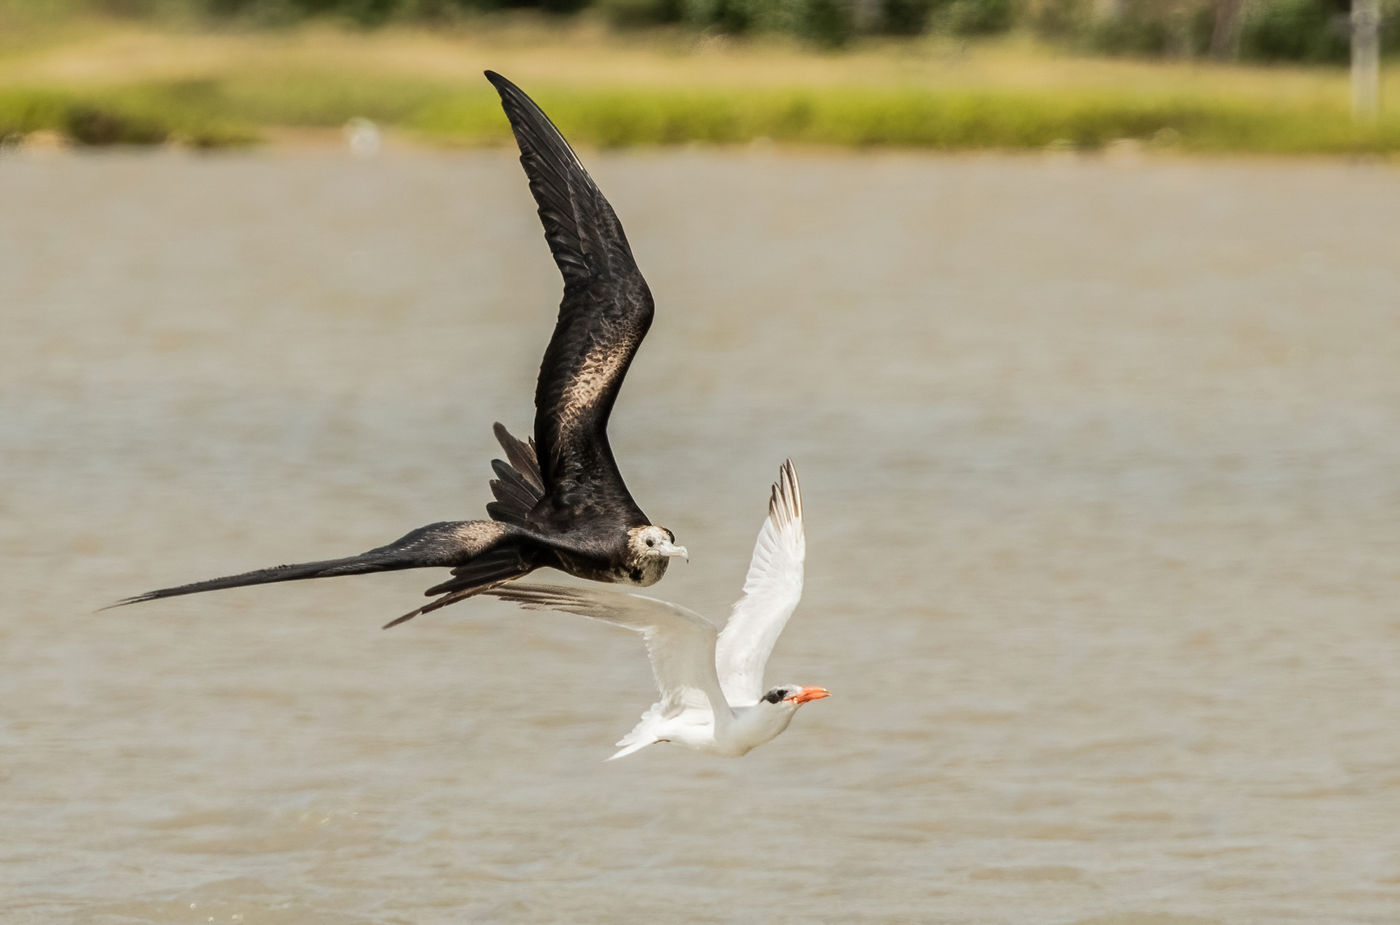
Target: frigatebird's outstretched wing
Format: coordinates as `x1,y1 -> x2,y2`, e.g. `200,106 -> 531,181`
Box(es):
486,71 -> 653,530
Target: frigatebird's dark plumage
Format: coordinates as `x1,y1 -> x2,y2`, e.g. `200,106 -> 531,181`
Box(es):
109,71 -> 687,628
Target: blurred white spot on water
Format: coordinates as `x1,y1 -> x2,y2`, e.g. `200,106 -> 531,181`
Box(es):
343,117 -> 381,159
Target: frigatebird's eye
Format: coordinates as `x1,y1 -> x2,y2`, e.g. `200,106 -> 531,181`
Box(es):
646,538 -> 655,547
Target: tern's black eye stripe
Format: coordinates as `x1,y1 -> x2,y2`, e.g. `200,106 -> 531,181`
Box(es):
764,689 -> 784,704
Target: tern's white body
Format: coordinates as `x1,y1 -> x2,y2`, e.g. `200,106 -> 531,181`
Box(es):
490,460 -> 827,760
618,691 -> 812,759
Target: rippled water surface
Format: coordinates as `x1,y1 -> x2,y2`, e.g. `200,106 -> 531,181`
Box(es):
2,149 -> 1398,923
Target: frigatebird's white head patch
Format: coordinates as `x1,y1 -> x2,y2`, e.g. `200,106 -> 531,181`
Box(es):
623,525 -> 688,586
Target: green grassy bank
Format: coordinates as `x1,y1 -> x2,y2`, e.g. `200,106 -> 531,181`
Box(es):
1,22 -> 1397,154
413,86 -> 1400,154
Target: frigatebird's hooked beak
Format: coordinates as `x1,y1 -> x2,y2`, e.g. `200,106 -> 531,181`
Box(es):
656,540 -> 689,562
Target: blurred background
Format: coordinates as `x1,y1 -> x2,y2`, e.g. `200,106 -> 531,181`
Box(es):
3,3 -> 1399,924
1,0 -> 1399,150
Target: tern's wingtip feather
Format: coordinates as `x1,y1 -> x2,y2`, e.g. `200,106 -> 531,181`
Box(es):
767,458 -> 802,527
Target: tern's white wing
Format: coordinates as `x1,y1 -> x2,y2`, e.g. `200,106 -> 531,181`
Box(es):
484,583 -> 731,729
714,460 -> 805,706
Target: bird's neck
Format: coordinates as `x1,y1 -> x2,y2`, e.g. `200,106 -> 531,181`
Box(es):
721,704 -> 798,755
619,555 -> 667,587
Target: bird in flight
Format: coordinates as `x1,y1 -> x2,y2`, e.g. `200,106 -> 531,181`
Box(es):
487,460 -> 828,760
109,70 -> 687,628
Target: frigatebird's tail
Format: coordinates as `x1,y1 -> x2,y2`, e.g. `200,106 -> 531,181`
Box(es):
485,422 -> 545,528
381,547 -> 533,629
106,520 -> 510,610
107,556 -> 402,608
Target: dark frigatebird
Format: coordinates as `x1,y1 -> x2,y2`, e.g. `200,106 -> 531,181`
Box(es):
109,71 -> 687,628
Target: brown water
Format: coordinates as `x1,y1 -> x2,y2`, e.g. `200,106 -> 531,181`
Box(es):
2,149 -> 1398,924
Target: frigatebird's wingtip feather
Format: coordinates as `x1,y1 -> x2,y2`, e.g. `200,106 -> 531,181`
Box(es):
491,423 -> 545,495
380,548 -> 533,629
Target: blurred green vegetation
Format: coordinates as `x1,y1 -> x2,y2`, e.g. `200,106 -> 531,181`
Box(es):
0,85 -> 256,146
1,0 -> 1396,58
0,0 -> 1397,151
5,77 -> 1397,154
413,85 -> 1400,153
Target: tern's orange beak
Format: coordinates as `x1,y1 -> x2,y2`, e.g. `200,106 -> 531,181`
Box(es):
786,687 -> 830,704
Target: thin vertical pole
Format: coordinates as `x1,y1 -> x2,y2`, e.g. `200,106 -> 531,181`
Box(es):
1352,0 -> 1381,122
